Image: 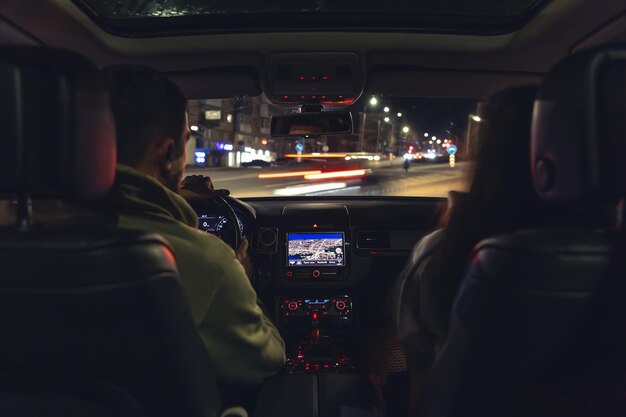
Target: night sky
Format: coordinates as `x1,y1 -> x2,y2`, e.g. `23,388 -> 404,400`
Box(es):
353,97 -> 478,140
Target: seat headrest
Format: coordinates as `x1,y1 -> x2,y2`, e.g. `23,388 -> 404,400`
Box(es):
0,46 -> 115,199
532,46 -> 626,204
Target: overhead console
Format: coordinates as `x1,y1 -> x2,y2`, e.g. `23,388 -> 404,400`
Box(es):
266,53 -> 363,106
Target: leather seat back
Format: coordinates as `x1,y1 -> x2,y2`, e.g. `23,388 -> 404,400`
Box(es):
0,46 -> 220,417
414,47 -> 626,417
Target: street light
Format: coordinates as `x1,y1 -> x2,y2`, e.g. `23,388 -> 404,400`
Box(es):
384,106 -> 390,113
424,132 -> 429,137
397,112 -> 403,118
471,114 -> 482,122
360,97 -> 380,151
402,126 -> 410,134
432,136 -> 437,140
190,125 -> 199,132
436,139 -> 441,144
384,117 -> 390,123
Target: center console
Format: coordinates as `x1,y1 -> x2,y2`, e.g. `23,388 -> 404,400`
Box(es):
251,202 -> 393,416
280,295 -> 357,373
276,205 -> 359,374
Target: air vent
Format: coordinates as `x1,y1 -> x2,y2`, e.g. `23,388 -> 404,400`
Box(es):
357,231 -> 390,249
257,228 -> 278,253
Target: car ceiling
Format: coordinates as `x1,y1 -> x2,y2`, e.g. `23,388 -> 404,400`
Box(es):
1,0 -> 625,100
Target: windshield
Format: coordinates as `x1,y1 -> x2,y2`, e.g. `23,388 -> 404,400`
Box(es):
186,96 -> 477,198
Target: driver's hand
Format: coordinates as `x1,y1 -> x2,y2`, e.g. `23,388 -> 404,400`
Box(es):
235,238 -> 253,281
179,175 -> 230,201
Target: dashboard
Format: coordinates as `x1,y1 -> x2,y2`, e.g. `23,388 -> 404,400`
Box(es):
198,213 -> 245,239
189,196 -> 443,377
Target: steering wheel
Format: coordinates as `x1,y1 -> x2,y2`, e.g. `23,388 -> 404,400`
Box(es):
190,196 -> 242,251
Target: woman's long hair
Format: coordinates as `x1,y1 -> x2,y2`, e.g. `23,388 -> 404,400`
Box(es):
427,85 -> 544,340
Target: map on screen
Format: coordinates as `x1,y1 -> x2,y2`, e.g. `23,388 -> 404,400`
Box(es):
287,233 -> 344,267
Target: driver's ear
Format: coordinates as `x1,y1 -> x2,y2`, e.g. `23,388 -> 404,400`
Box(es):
158,138 -> 175,172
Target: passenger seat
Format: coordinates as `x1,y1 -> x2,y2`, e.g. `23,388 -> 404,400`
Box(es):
412,46 -> 626,417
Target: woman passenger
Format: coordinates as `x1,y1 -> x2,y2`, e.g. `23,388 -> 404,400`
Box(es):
389,85 -> 547,412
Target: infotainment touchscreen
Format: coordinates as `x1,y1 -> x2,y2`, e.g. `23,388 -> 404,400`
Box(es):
287,232 -> 345,267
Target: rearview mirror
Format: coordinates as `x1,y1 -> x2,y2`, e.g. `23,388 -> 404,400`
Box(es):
271,111 -> 353,138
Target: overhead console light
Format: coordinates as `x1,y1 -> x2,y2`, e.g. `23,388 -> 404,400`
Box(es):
266,53 -> 363,106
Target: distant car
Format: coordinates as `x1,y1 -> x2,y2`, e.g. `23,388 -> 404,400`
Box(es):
415,150 -> 448,163
241,160 -> 271,168
273,158 -> 326,166
272,158 -> 290,166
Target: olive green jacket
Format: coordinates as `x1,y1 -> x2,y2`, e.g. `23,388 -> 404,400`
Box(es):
108,164 -> 285,383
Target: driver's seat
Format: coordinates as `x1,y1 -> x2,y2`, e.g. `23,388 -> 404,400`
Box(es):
0,46 -> 222,417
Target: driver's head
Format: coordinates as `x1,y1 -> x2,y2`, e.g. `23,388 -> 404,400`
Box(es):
106,65 -> 189,192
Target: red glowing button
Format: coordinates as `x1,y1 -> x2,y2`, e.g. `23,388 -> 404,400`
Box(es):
288,302 -> 298,311
312,270 -> 321,278
286,271 -> 293,278
312,312 -> 319,320
335,301 -> 347,311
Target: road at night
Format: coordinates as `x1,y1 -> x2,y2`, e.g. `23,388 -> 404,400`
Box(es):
187,160 -> 469,198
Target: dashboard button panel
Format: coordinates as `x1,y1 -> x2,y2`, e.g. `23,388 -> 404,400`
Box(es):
280,296 -> 352,318
284,268 -> 340,281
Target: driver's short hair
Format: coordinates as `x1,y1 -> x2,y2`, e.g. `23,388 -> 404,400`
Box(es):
105,65 -> 187,166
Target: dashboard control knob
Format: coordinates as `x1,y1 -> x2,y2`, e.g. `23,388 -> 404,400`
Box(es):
286,271 -> 293,278
287,301 -> 299,311
312,270 -> 321,278
335,300 -> 347,311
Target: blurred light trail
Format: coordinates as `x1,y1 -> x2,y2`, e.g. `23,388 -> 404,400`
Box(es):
304,169 -> 367,180
258,170 -> 322,179
273,182 -> 347,196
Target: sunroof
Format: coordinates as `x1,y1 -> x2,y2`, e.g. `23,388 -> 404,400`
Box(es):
75,0 -> 548,37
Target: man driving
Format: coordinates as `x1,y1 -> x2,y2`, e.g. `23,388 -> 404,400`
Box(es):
104,65 -> 285,386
